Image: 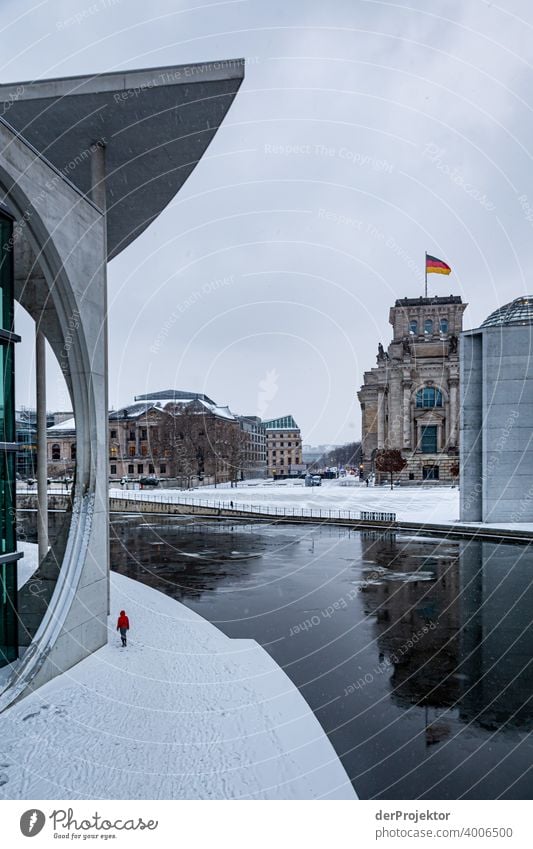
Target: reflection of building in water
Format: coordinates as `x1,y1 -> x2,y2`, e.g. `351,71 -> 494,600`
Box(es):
359,533 -> 462,709
459,541 -> 533,730
360,534 -> 533,732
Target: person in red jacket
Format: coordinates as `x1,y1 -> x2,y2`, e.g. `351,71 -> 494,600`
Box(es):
117,610 -> 130,647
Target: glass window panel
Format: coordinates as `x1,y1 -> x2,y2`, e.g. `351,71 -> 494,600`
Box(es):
424,318 -> 433,335
0,343 -> 15,443
421,426 -> 437,453
0,452 -> 16,555
0,215 -> 14,332
409,319 -> 418,335
440,318 -> 449,334
0,560 -> 18,665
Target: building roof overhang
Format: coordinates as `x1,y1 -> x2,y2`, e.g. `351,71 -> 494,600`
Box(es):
0,59 -> 244,259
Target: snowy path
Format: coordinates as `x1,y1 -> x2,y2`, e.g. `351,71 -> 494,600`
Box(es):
0,571 -> 355,800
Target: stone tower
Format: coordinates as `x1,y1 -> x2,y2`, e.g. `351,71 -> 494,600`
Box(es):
358,295 -> 467,483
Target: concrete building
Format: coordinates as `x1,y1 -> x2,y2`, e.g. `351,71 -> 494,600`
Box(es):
0,59 -> 244,706
358,295 -> 467,483
263,415 -> 305,478
460,296 -> 533,523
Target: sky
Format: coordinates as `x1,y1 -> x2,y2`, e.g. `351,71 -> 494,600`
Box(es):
5,0 -> 533,444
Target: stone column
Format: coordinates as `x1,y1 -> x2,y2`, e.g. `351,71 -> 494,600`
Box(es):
402,382 -> 412,448
449,379 -> 458,447
377,389 -> 385,449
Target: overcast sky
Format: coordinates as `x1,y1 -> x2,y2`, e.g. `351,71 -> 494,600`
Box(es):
6,0 -> 533,444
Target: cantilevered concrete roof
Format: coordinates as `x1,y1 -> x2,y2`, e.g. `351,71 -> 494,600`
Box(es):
0,59 -> 244,259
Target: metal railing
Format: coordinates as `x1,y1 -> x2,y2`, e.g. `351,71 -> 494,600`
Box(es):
108,489 -> 399,524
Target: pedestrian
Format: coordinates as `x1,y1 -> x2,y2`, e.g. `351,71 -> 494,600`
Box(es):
365,477 -> 369,487
117,609 -> 130,647
230,500 -> 234,509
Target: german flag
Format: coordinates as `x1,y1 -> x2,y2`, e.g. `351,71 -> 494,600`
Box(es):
426,254 -> 451,275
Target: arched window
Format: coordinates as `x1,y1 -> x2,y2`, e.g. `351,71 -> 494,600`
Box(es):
51,444 -> 60,460
70,443 -> 76,461
424,318 -> 433,335
409,319 -> 418,335
440,317 -> 449,334
416,387 -> 443,408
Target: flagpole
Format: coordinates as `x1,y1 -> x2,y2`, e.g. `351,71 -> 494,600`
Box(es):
425,251 -> 428,298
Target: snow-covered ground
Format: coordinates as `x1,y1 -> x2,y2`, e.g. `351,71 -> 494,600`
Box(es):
0,561 -> 355,800
111,478 -> 461,524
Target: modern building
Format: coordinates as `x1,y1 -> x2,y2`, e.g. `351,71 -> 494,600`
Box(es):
460,296 -> 533,523
358,295 -> 467,483
238,416 -> 267,479
0,59 -> 244,706
263,415 -> 304,477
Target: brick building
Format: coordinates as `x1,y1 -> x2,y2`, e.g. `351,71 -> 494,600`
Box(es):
263,415 -> 305,478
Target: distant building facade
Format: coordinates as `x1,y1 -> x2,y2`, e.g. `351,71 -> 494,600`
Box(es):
238,416 -> 267,479
47,391 -> 266,484
461,297 -> 533,522
358,295 -> 467,483
263,415 -> 304,477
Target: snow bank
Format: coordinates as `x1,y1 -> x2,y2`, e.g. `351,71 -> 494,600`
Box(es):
0,571 -> 355,800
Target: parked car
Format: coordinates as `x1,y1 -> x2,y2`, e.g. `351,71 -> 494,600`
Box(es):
139,476 -> 160,488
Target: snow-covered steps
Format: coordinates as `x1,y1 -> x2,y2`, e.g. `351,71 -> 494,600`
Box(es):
0,572 -> 356,800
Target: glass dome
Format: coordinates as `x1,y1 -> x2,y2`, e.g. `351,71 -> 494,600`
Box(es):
482,296 -> 533,327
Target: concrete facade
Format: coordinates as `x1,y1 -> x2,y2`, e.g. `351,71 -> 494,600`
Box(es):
0,58 -> 244,707
358,296 -> 467,483
460,304 -> 533,523
0,117 -> 108,708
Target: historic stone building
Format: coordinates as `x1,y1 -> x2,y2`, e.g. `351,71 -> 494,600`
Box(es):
263,415 -> 305,478
358,295 -> 467,483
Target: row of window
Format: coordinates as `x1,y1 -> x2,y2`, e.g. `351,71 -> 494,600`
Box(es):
110,463 -> 167,476
51,443 -> 76,460
409,318 -> 448,336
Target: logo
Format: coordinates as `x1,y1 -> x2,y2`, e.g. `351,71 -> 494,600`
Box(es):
20,809 -> 46,837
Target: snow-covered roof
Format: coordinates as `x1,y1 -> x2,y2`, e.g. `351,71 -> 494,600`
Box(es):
47,416 -> 76,434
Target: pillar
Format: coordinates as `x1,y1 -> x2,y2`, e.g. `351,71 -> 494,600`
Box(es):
377,389 -> 385,449
36,327 -> 48,565
402,382 -> 411,448
449,379 -> 458,447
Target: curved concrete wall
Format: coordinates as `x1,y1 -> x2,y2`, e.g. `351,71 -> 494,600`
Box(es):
0,118 -> 108,710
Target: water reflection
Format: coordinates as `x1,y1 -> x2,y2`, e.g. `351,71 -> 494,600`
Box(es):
17,511 -> 533,798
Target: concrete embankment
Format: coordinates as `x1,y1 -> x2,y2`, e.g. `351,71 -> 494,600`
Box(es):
16,492 -> 533,544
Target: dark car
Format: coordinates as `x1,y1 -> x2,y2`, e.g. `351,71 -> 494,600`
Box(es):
139,476 -> 160,488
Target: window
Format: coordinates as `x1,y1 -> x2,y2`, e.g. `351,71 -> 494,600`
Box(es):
416,387 -> 443,408
440,318 -> 449,334
421,426 -> 437,454
424,318 -> 433,335
141,444 -> 147,456
160,464 -> 166,474
128,430 -> 135,441
423,465 -> 440,480
52,444 -> 60,460
409,319 -> 418,335
128,446 -> 135,457
140,428 -> 147,440
110,429 -> 117,439
148,463 -> 155,474
137,464 -> 144,474
70,443 -> 76,461
110,464 -> 117,475
110,446 -> 118,457
128,464 -> 134,475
